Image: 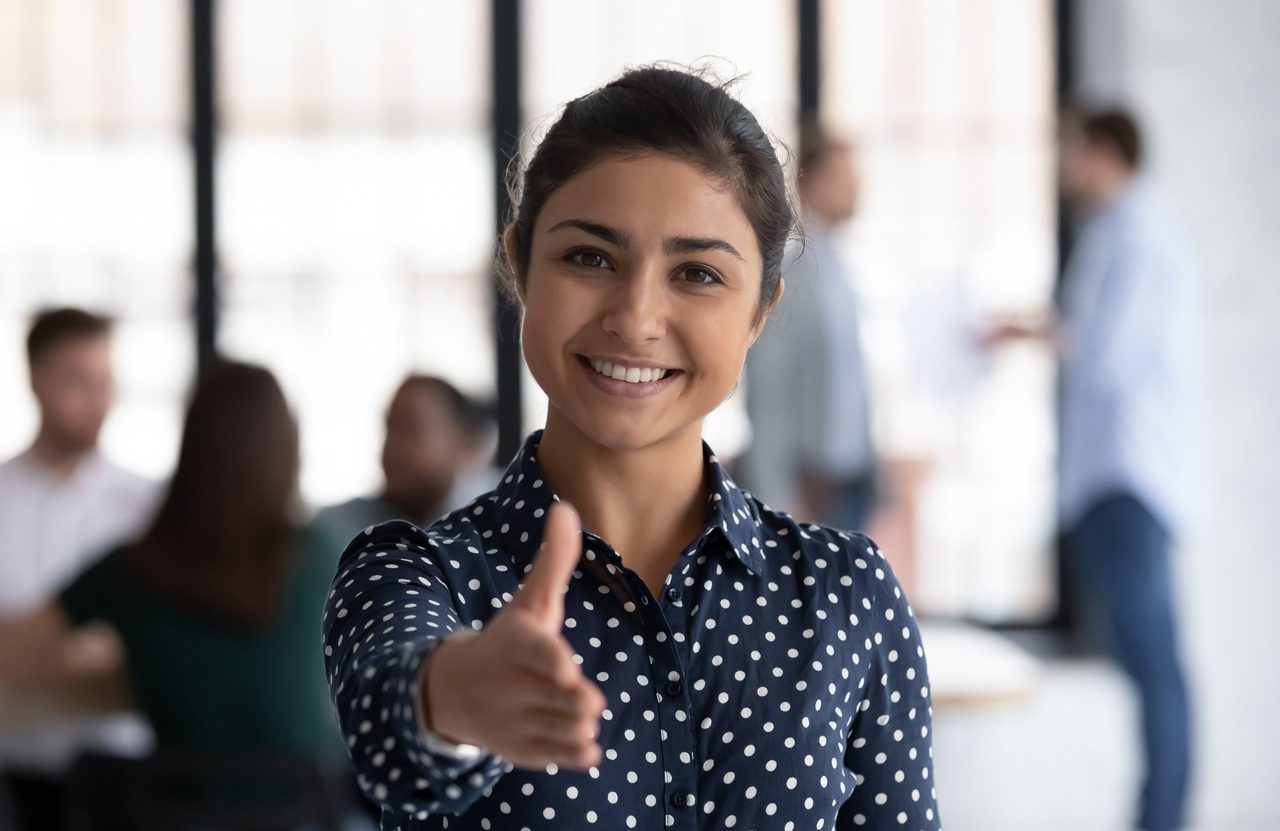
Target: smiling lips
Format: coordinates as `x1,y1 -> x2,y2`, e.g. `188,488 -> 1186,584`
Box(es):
589,359 -> 672,385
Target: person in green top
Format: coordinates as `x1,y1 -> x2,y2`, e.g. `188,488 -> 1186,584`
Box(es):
55,358 -> 345,761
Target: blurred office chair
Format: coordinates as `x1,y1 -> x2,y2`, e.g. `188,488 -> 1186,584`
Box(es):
61,750 -> 348,831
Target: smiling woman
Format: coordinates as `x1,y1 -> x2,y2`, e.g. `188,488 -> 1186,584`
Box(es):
516,153 -> 768,458
323,66 -> 942,831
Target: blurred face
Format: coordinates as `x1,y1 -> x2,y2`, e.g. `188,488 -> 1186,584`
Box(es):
381,384 -> 467,508
30,334 -> 114,452
514,153 -> 771,453
1057,118 -> 1092,206
802,142 -> 859,225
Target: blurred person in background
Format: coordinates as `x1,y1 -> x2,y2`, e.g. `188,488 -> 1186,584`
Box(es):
57,358 -> 347,757
315,375 -> 497,542
989,107 -> 1197,831
2,359 -> 350,827
740,122 -> 878,532
0,308 -> 158,828
0,308 -> 158,617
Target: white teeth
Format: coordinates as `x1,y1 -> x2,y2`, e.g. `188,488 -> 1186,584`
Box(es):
588,359 -> 670,384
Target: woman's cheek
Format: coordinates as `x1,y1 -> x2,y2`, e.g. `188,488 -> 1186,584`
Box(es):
701,322 -> 754,391
522,296 -> 577,391
519,308 -> 553,386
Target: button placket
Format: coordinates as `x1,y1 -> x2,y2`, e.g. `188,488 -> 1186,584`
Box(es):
647,568 -> 699,827
611,539 -> 705,828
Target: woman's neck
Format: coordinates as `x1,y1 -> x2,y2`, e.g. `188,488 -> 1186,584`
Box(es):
536,410 -> 709,582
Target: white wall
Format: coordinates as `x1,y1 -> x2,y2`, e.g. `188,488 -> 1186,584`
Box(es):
1076,1 -> 1280,826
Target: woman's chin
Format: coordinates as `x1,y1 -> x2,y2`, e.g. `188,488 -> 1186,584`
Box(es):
560,411 -> 694,455
586,421 -> 668,453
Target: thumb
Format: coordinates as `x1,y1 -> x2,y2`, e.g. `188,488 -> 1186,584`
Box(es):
513,502 -> 582,629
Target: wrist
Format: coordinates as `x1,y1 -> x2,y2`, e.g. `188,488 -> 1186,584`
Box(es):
421,630 -> 481,746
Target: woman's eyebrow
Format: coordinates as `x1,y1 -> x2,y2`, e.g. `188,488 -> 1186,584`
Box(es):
663,236 -> 745,262
547,219 -> 630,248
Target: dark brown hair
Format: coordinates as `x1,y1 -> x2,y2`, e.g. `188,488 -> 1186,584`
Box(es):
127,359 -> 299,626
500,65 -> 794,316
26,307 -> 112,368
1083,108 -> 1143,170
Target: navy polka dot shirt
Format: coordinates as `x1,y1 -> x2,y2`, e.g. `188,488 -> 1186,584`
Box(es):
323,432 -> 941,830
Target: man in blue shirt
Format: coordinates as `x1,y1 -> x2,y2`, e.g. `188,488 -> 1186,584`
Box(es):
741,124 -> 877,533
995,108 -> 1197,831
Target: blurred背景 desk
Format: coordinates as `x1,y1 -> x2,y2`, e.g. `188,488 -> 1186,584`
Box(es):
919,619 -> 1040,710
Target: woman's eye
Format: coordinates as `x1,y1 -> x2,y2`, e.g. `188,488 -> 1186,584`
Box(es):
567,250 -> 611,269
680,266 -> 721,285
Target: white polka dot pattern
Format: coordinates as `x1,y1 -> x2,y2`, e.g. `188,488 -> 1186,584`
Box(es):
323,432 -> 942,830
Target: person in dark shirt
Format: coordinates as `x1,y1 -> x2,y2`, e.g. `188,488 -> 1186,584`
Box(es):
315,375 -> 497,539
324,66 -> 941,830
57,359 -> 345,760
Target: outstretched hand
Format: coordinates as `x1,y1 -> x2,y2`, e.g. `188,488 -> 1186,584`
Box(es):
423,503 -> 606,769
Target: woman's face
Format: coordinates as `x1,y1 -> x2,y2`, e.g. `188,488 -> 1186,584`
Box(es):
515,153 -> 772,453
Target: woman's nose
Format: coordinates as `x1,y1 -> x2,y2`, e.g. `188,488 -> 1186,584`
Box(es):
601,270 -> 668,345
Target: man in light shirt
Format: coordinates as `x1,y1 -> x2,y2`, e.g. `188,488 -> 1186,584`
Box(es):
0,308 -> 158,828
992,108 -> 1197,831
741,123 -> 877,532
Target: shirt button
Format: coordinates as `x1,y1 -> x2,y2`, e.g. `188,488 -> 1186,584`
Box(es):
666,586 -> 681,602
669,789 -> 689,808
665,680 -> 683,697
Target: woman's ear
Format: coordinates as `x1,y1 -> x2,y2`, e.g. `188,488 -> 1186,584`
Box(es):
749,278 -> 786,346
503,227 -> 526,304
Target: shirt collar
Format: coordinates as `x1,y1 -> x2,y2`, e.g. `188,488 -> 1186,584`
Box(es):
16,446 -> 104,489
1083,176 -> 1145,226
489,431 -> 769,578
